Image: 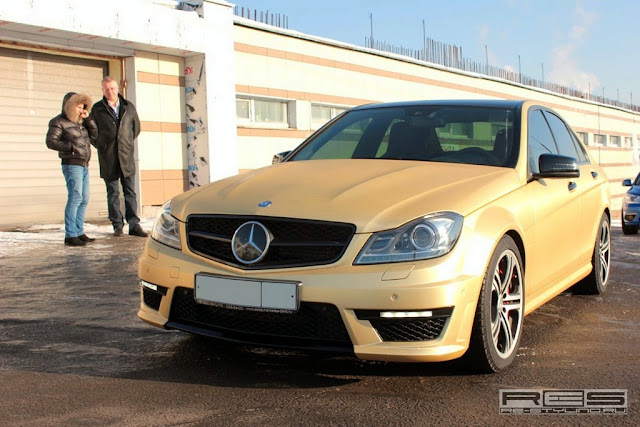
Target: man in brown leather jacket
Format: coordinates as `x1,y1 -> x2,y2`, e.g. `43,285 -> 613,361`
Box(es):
90,76 -> 147,238
46,92 -> 98,246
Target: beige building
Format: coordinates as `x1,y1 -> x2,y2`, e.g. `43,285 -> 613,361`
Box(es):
231,20 -> 639,218
0,0 -> 637,227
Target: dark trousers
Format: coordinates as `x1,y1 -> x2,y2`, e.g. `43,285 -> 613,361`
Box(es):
105,175 -> 140,229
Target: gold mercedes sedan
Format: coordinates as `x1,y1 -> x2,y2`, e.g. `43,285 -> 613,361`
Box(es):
138,100 -> 611,372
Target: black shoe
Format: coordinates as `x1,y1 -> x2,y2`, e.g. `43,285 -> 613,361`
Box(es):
129,225 -> 148,237
114,226 -> 124,237
79,234 -> 95,242
64,237 -> 87,247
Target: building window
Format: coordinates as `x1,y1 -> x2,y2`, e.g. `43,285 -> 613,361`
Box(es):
625,137 -> 633,148
577,132 -> 589,145
312,104 -> 347,128
236,99 -> 250,120
236,97 -> 289,126
610,135 -> 621,147
594,134 -> 607,147
448,122 -> 474,138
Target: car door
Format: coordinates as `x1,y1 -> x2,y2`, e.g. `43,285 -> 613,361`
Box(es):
523,108 -> 583,298
542,110 -> 605,265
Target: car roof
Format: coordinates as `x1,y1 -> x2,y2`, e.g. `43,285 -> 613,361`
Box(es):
350,99 -> 526,111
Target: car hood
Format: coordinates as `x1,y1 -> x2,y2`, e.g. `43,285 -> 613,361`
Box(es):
171,159 -> 521,233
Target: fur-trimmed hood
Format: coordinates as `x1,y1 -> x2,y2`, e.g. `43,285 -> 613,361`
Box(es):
46,93 -> 98,165
63,93 -> 92,124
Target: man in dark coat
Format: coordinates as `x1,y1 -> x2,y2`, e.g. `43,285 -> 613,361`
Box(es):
90,76 -> 147,237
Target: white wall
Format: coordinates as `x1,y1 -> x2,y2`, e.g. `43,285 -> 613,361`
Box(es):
0,0 -> 239,182
232,21 -> 640,213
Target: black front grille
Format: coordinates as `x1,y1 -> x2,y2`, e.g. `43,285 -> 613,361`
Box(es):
187,215 -> 356,269
168,287 -> 352,350
142,287 -> 163,311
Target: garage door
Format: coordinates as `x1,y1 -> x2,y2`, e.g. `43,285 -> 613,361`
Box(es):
0,47 -> 108,227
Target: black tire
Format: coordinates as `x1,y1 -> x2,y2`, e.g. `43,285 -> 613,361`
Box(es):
621,216 -> 638,235
576,213 -> 611,294
465,235 -> 524,373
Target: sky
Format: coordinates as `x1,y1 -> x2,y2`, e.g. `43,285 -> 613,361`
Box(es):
232,0 -> 640,105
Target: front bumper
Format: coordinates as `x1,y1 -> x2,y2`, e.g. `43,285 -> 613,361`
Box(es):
138,232 -> 489,363
622,202 -> 639,225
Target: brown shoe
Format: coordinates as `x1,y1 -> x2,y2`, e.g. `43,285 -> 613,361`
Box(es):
79,234 -> 95,242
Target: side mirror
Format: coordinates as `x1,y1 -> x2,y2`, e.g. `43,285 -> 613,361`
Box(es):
622,179 -> 632,187
272,151 -> 291,164
533,154 -> 580,179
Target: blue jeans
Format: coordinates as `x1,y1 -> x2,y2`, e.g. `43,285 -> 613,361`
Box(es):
62,165 -> 90,238
105,175 -> 140,229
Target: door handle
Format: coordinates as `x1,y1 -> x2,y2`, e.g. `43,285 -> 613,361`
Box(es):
568,181 -> 577,191
591,171 -> 599,178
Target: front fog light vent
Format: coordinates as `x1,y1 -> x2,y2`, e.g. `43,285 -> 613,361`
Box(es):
141,280 -> 167,311
355,307 -> 453,342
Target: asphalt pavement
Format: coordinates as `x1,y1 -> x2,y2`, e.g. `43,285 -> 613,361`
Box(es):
0,222 -> 638,425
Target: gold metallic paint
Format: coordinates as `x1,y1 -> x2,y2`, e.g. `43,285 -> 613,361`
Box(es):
137,102 -> 610,362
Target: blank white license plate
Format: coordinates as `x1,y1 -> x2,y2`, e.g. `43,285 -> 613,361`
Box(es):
194,274 -> 299,312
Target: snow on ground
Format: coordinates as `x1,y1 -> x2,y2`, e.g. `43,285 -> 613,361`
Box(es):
0,217 -> 155,258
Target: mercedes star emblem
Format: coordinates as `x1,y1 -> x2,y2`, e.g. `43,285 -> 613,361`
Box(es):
231,221 -> 271,264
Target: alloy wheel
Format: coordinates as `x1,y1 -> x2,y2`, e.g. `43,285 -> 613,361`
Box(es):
490,249 -> 523,359
598,219 -> 611,287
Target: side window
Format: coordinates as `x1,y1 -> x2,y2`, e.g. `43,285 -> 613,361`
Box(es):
528,110 -> 557,174
569,131 -> 589,163
544,112 -> 579,159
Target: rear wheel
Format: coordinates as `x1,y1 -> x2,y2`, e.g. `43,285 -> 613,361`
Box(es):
576,213 -> 611,294
466,235 -> 524,373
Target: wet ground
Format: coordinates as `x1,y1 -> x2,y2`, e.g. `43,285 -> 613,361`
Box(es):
0,224 -> 638,425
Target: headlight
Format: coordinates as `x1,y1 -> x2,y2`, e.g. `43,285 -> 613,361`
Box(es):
150,200 -> 182,250
625,194 -> 640,204
354,212 -> 463,265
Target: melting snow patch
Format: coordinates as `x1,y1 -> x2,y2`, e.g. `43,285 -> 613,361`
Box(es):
0,218 -> 154,257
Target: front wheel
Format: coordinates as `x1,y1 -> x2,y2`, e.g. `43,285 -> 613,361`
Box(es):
465,235 -> 524,373
575,213 -> 611,294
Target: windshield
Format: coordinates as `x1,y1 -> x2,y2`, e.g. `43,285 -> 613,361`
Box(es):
290,105 -> 518,167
